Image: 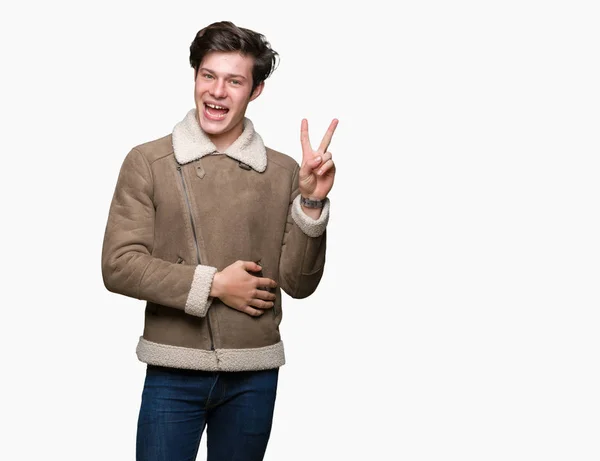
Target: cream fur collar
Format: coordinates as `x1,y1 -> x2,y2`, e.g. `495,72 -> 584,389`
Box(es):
172,108 -> 267,172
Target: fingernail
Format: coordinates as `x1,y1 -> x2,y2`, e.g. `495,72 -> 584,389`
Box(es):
315,156 -> 322,163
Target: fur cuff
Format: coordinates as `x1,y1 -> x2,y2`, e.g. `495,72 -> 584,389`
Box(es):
185,265 -> 218,317
291,195 -> 330,237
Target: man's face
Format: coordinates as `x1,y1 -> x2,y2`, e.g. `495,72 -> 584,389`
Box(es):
194,51 -> 263,149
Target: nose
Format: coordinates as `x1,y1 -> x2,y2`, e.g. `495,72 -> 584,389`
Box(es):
210,78 -> 227,99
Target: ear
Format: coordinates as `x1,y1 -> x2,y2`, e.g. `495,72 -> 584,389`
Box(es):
249,82 -> 264,102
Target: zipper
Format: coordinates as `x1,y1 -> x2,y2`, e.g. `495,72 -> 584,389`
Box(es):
177,164 -> 215,351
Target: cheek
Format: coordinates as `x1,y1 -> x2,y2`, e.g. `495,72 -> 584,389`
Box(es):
194,80 -> 205,97
231,91 -> 251,108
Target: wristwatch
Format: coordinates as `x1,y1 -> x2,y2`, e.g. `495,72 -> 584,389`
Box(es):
300,196 -> 325,209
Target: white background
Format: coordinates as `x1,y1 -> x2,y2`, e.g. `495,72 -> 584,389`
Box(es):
1,0 -> 599,460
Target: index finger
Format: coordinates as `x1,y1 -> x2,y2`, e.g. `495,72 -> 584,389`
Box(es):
317,119 -> 339,153
257,277 -> 278,290
300,119 -> 312,155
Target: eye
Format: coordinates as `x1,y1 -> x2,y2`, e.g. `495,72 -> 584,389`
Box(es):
230,79 -> 241,85
203,73 -> 214,79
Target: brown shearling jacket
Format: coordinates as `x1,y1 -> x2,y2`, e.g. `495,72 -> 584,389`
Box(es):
101,109 -> 329,371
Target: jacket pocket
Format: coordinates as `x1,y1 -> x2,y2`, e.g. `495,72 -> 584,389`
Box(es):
272,294 -> 281,319
146,301 -> 159,315
254,259 -> 278,318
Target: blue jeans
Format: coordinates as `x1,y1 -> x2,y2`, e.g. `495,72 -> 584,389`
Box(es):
136,365 -> 279,461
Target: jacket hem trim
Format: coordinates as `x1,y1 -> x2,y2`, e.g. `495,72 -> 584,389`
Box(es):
136,337 -> 285,371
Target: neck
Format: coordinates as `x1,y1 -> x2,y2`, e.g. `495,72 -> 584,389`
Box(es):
195,111 -> 244,152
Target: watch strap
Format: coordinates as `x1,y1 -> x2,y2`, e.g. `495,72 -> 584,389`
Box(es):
300,196 -> 325,209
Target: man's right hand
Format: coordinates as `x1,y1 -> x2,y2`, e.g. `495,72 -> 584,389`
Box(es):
209,260 -> 277,317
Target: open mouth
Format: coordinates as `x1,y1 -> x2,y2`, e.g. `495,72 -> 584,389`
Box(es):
204,103 -> 229,120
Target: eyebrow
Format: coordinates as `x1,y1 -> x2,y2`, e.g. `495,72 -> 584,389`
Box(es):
199,68 -> 248,80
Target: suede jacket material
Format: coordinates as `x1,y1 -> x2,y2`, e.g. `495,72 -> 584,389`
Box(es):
102,109 -> 329,371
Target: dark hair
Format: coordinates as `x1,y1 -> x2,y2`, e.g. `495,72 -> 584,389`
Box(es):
189,21 -> 279,94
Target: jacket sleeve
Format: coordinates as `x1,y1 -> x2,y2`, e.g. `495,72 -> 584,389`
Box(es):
101,148 -> 217,317
278,164 -> 330,299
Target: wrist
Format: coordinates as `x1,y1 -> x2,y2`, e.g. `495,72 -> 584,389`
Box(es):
300,195 -> 326,208
300,205 -> 323,220
209,271 -> 223,298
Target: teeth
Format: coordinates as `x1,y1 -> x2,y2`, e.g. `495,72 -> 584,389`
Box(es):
206,103 -> 227,110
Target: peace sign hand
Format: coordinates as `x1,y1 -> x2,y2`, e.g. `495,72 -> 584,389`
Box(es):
299,118 -> 338,201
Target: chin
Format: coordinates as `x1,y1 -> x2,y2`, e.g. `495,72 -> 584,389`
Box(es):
197,114 -> 229,135
199,121 -> 227,135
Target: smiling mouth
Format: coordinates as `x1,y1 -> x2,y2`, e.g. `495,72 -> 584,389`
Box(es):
204,103 -> 229,120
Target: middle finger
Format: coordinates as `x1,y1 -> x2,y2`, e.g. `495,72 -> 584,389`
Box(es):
317,119 -> 339,154
255,288 -> 277,302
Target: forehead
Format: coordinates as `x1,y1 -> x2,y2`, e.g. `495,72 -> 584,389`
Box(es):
200,51 -> 254,77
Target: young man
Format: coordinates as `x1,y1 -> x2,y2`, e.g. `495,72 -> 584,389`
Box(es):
101,21 -> 337,460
